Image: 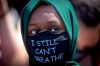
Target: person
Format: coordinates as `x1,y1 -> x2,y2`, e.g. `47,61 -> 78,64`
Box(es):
0,0 -> 79,66
0,0 -> 28,66
21,0 -> 79,66
71,0 -> 100,65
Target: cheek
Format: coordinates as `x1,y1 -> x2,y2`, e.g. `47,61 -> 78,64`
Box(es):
77,26 -> 99,50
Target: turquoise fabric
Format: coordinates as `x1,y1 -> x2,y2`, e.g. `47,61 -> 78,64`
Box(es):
21,0 -> 79,66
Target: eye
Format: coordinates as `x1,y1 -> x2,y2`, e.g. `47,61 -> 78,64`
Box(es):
29,29 -> 40,36
48,27 -> 60,34
32,29 -> 40,34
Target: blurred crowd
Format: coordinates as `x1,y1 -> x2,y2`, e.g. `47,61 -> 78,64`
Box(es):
0,0 -> 100,66
71,0 -> 100,66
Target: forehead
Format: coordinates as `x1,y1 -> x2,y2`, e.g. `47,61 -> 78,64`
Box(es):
29,4 -> 61,23
32,5 -> 56,16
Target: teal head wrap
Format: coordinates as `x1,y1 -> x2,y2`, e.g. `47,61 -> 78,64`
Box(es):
21,0 -> 79,66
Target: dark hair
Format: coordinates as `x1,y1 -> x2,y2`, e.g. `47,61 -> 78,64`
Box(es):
71,0 -> 100,27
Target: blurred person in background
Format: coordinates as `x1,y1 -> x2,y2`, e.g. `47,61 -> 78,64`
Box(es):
0,0 -> 28,66
71,0 -> 100,66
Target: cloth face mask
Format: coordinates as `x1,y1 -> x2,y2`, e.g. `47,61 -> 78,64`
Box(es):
27,31 -> 70,65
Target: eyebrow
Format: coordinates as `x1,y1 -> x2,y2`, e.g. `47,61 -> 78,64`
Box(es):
28,20 -> 58,26
28,23 -> 37,26
46,20 -> 58,25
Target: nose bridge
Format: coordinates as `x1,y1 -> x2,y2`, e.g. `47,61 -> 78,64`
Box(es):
38,23 -> 47,32
39,31 -> 50,35
38,31 -> 53,39
39,30 -> 48,33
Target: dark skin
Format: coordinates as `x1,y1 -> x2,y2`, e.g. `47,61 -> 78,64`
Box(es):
28,5 -> 65,37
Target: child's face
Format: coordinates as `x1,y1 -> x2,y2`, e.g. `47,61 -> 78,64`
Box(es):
28,5 -> 65,36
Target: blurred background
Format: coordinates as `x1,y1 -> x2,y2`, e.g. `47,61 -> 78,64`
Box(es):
0,0 -> 100,66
